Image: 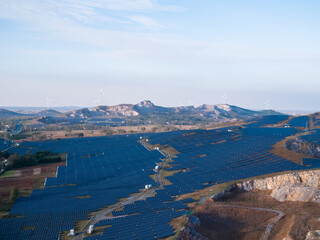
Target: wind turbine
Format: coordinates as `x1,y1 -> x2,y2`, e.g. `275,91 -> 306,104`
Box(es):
99,89 -> 104,106
222,93 -> 227,104
265,99 -> 270,115
188,100 -> 195,107
94,100 -> 99,107
46,98 -> 52,109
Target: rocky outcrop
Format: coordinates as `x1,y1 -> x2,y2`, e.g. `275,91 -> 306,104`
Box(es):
237,170 -> 320,202
306,230 -> 320,240
65,108 -> 92,118
59,100 -> 282,121
176,216 -> 208,240
286,137 -> 320,157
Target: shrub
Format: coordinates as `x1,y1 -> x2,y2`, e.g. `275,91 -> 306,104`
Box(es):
9,187 -> 19,202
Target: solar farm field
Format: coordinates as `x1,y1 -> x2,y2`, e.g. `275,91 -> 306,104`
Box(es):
1,115 -> 319,240
288,116 -> 310,128
0,139 -> 13,152
300,129 -> 320,145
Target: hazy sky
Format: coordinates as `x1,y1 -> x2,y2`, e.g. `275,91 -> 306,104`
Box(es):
0,0 -> 319,110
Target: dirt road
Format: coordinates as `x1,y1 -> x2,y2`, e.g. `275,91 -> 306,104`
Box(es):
213,204 -> 285,240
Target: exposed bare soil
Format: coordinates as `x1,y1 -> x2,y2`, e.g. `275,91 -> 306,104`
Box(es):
0,162 -> 64,217
271,133 -> 313,165
192,189 -> 320,240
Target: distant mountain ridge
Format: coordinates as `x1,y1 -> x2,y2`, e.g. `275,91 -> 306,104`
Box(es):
35,109 -> 61,117
0,108 -> 24,118
0,101 -> 285,124
58,100 -> 283,121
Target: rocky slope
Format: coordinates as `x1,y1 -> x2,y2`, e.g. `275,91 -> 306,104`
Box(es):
64,108 -> 92,118
306,231 -> 320,240
60,100 -> 282,120
237,170 -> 320,202
176,216 -> 208,240
286,137 -> 320,158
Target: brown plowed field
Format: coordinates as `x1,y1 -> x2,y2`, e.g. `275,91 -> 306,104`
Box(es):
0,162 -> 65,205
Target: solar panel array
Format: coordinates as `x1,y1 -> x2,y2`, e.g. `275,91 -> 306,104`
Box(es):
1,122 -> 319,240
148,127 -> 317,196
245,115 -> 289,128
288,116 -> 310,128
0,139 -> 13,151
300,129 -> 320,145
1,135 -> 176,240
312,114 -> 320,127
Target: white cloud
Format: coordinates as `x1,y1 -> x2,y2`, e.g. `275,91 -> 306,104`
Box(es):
0,0 -> 318,66
0,0 -> 181,26
129,15 -> 166,29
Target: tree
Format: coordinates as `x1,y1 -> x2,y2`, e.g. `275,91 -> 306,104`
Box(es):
0,151 -> 9,159
117,129 -> 126,134
39,134 -> 47,140
9,187 -> 19,202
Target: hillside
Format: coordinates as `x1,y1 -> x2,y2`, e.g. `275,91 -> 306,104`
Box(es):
0,108 -> 24,118
35,109 -> 61,117
0,102 -> 286,130
61,100 -> 283,123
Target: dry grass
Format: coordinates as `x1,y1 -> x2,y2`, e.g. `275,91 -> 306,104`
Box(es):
21,225 -> 35,230
75,195 -> 91,199
162,146 -> 180,157
59,231 -> 74,240
192,154 -> 207,159
166,215 -> 188,240
270,132 -> 317,165
159,170 -> 179,186
212,140 -> 226,144
89,225 -> 111,236
23,124 -> 199,141
205,121 -> 245,130
176,182 -> 235,202
74,220 -> 88,233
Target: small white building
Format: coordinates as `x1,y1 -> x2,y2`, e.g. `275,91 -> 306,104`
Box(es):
87,225 -> 94,234
68,229 -> 75,236
145,184 -> 152,190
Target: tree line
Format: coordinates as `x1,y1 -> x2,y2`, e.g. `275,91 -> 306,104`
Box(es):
5,151 -> 62,169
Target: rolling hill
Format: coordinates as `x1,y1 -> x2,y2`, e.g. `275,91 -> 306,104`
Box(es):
61,100 -> 282,122
0,108 -> 24,118
1,101 -> 284,126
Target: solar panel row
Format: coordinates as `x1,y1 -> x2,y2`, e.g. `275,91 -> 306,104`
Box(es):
1,121 -> 318,240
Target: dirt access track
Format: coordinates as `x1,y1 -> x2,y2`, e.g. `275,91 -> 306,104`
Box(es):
193,189 -> 320,240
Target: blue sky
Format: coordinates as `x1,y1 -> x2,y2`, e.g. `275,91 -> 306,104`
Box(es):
0,0 -> 319,110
